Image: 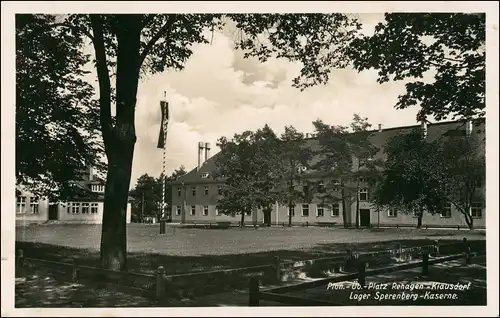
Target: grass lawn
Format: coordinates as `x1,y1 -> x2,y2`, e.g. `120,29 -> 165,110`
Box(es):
16,224 -> 485,275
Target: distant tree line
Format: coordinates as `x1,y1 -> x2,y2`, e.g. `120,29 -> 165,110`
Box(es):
215,116 -> 485,230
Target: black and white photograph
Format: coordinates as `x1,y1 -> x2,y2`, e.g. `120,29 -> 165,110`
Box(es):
1,1 -> 499,317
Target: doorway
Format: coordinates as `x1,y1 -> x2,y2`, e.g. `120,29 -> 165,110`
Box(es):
48,204 -> 58,220
360,209 -> 371,227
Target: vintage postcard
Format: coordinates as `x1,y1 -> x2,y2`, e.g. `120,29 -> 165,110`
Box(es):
1,1 -> 499,317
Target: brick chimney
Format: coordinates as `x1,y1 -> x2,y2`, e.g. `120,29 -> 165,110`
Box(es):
204,142 -> 211,162
197,142 -> 204,171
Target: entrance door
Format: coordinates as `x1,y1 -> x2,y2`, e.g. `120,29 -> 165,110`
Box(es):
48,204 -> 58,220
360,209 -> 371,227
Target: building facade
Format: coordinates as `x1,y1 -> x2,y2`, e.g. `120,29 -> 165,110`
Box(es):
170,120 -> 486,229
16,167 -> 132,225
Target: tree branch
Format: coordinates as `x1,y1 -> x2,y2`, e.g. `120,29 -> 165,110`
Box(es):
138,15 -> 177,68
49,22 -> 95,42
89,15 -> 113,157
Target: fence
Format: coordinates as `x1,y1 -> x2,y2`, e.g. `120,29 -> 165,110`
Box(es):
15,238 -> 484,304
248,238 -> 486,306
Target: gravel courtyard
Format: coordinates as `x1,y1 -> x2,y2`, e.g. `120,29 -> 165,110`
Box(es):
15,223 -> 485,257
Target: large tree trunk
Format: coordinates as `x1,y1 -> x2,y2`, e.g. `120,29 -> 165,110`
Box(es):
464,211 -> 474,230
416,215 -> 422,229
340,187 -> 348,229
263,205 -> 272,227
416,207 -> 423,229
355,182 -> 360,229
240,212 -> 245,227
93,15 -> 142,271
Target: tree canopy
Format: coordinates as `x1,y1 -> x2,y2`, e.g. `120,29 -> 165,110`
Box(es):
16,14 -> 105,201
347,13 -> 485,121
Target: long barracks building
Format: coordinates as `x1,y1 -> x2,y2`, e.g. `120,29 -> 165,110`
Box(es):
170,119 -> 486,229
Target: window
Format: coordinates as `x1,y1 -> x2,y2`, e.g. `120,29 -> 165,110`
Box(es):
203,205 -> 209,216
318,181 -> 325,193
302,204 -> 309,217
317,206 -> 324,217
245,210 -> 252,216
331,203 -> 340,217
359,188 -> 369,201
191,187 -> 196,197
176,206 -> 181,216
71,203 -> 81,214
358,177 -> 366,183
287,205 -> 295,217
190,205 -> 196,216
177,188 -> 181,197
90,203 -> 98,214
332,180 -> 340,192
16,196 -> 26,214
217,185 -> 223,195
201,172 -> 209,178
204,186 -> 209,195
388,208 -> 397,217
441,203 -> 452,218
81,203 -> 90,214
471,203 -> 483,218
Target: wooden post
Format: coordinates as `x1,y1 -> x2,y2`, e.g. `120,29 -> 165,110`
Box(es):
306,221 -> 309,227
396,243 -> 402,259
357,261 -> 366,288
248,277 -> 260,306
156,266 -> 166,300
345,249 -> 353,271
72,258 -> 80,283
422,252 -> 429,276
457,225 -> 460,230
274,256 -> 281,282
434,240 -> 440,257
463,238 -> 472,265
16,249 -> 24,277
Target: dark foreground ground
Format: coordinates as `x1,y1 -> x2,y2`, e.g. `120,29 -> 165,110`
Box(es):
15,254 -> 487,307
14,225 -> 486,308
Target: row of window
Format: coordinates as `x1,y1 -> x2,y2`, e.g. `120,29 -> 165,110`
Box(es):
173,204 -> 341,217
177,184 -> 371,201
91,184 -> 105,193
174,203 -> 484,219
387,202 -> 483,219
16,196 -> 39,214
65,202 -> 99,214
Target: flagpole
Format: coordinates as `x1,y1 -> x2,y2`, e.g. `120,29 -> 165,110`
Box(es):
159,92 -> 169,235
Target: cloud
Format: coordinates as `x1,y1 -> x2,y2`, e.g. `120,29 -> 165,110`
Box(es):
121,17 -> 434,186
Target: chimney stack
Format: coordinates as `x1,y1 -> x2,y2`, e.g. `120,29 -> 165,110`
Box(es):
197,141 -> 204,170
465,120 -> 473,136
378,124 -> 383,132
204,142 -> 211,162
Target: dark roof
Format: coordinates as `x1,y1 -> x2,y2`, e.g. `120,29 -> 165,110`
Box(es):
171,119 -> 485,186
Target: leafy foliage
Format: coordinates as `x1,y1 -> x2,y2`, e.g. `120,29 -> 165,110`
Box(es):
312,114 -> 382,228
437,131 -> 485,229
372,128 -> 447,226
16,14 -> 105,201
229,13 -> 362,90
129,166 -> 186,222
348,13 -> 485,121
215,125 -> 283,225
278,126 -> 314,226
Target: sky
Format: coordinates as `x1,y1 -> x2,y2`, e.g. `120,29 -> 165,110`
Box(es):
126,13 -> 440,185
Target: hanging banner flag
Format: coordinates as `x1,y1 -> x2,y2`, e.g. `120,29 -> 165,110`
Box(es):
157,100 -> 169,149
